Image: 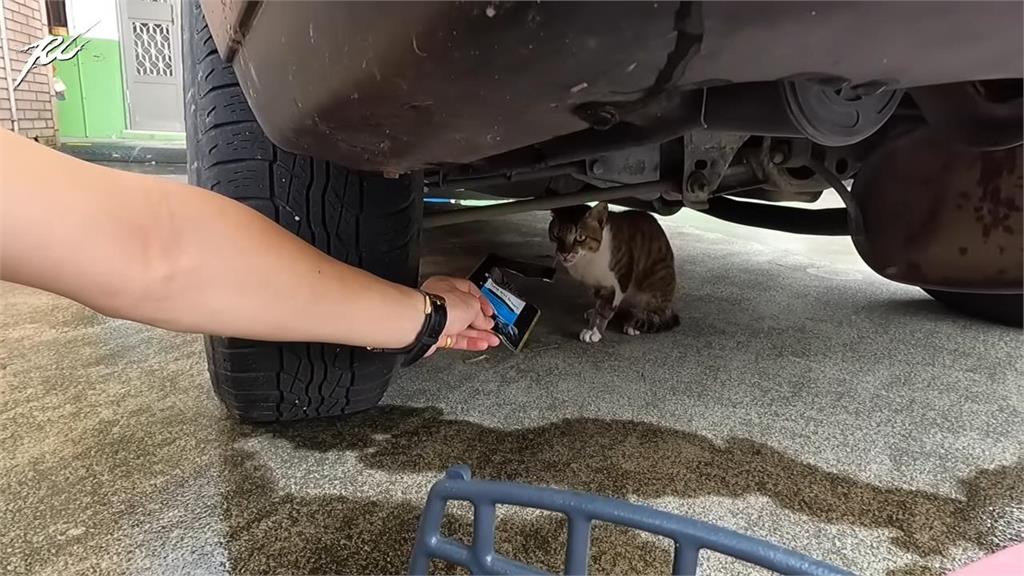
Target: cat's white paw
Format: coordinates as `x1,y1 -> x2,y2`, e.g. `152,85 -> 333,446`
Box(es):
579,327 -> 603,343
623,326 -> 640,336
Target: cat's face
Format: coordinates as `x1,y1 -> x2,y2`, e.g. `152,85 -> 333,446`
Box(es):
548,203 -> 609,266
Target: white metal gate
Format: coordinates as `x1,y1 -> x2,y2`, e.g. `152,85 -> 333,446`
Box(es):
119,0 -> 183,132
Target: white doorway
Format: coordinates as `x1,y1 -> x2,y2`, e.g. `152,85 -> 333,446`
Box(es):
118,0 -> 183,132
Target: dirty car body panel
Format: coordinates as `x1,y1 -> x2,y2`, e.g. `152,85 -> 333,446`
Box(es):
200,1 -> 1021,172
196,0 -> 1023,299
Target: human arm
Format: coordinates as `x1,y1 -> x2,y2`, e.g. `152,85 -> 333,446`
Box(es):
0,129 -> 498,352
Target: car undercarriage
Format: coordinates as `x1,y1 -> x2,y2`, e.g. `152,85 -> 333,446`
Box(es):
186,0 -> 1023,421
199,0 -> 1022,290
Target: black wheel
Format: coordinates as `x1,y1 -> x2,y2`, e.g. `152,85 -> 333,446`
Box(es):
183,0 -> 421,422
923,289 -> 1023,327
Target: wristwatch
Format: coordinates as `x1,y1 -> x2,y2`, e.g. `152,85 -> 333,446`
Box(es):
369,291 -> 447,367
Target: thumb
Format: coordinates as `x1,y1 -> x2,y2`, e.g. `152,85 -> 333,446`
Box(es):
477,294 -> 495,317
454,292 -> 493,330
470,306 -> 495,331
447,291 -> 484,330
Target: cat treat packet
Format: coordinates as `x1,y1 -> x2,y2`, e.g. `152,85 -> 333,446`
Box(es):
467,253 -> 554,352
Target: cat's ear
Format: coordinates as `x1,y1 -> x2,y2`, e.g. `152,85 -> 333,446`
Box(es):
588,202 -> 609,227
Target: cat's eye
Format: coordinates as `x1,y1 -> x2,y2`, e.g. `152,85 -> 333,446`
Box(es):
575,232 -> 586,242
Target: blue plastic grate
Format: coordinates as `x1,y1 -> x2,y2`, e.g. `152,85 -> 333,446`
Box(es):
409,466 -> 853,576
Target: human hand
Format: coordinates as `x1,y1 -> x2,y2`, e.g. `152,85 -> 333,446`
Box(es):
420,275 -> 500,354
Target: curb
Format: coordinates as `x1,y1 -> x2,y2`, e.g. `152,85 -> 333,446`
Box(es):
58,141 -> 186,164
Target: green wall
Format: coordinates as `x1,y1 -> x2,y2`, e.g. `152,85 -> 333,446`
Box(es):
54,52 -> 86,137
54,38 -> 127,139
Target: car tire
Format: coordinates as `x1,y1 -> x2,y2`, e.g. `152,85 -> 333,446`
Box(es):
923,289 -> 1023,327
183,0 -> 421,422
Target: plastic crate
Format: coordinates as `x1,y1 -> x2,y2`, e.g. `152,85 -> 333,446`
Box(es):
410,466 -> 853,576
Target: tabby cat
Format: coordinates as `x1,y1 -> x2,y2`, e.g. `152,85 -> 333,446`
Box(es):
549,202 -> 679,343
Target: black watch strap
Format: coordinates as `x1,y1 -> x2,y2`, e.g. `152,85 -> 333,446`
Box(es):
370,292 -> 447,367
401,292 -> 447,367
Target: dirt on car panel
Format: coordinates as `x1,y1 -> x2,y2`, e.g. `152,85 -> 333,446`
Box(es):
218,405 -> 1024,574
975,146 -> 1023,241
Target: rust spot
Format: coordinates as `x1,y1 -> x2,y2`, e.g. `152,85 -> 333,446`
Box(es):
958,246 -> 969,256
998,245 -> 1006,255
976,149 -> 1023,239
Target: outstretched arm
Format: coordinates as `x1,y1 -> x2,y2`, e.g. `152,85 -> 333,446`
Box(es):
0,130 -> 497,352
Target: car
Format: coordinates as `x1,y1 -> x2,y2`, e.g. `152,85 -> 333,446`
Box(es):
182,0 -> 1023,422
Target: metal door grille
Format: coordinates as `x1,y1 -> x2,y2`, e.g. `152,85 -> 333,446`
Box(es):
131,21 -> 173,77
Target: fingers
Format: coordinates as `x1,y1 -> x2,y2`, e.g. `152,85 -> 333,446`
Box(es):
449,333 -> 492,351
459,328 -> 500,347
425,329 -> 499,357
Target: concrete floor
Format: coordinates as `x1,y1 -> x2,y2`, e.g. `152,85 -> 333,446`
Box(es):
1,165 -> 1021,576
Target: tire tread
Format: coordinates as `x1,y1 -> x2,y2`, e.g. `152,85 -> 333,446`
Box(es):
183,0 -> 420,422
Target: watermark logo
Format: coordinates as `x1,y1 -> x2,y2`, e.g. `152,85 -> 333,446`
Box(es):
14,22 -> 97,89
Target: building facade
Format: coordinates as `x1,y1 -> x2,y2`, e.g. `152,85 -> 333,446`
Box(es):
0,0 -> 57,145
1,0 -> 184,145
55,0 -> 183,140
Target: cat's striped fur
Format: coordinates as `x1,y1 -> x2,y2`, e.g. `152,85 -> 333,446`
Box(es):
549,203 -> 679,343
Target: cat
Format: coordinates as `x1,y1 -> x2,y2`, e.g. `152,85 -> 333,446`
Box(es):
549,202 -> 679,343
